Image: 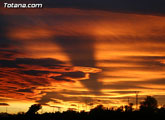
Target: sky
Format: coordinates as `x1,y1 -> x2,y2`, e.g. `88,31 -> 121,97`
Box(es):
0,0 -> 165,113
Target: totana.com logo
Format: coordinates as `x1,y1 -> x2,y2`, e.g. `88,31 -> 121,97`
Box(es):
4,3 -> 43,8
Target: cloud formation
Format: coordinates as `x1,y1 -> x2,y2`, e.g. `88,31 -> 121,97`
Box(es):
0,6 -> 165,112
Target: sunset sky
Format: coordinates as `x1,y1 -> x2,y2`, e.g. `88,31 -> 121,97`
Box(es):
0,0 -> 165,113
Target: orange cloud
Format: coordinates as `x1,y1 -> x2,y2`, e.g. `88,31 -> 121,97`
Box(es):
0,8 -> 165,112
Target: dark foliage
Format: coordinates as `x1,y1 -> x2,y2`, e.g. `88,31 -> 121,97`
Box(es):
26,104 -> 42,115
140,96 -> 158,112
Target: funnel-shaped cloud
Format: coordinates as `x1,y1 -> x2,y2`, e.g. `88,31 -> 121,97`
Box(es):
54,36 -> 102,94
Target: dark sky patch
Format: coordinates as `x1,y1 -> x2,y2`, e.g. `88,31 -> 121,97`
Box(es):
17,88 -> 34,93
21,70 -> 52,76
61,71 -> 85,78
15,58 -> 64,67
0,58 -> 64,68
50,76 -> 75,82
39,0 -> 165,15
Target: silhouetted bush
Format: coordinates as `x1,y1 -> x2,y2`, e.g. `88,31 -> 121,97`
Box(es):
26,104 -> 42,115
140,96 -> 158,112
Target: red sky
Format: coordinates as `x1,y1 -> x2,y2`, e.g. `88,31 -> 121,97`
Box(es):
0,7 -> 165,113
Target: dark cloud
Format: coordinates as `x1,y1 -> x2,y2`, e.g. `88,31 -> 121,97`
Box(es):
0,58 -> 64,68
0,60 -> 22,68
0,15 -> 10,46
61,71 -> 85,78
0,103 -> 9,106
0,50 -> 20,59
21,70 -> 51,76
17,88 -> 34,93
54,36 -> 103,95
50,76 -> 74,82
54,36 -> 95,67
39,0 -> 165,15
81,73 -> 102,95
15,58 -> 64,67
49,71 -> 85,82
0,14 -> 23,52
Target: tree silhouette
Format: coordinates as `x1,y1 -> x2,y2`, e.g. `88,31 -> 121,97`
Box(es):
26,104 -> 42,115
125,103 -> 133,112
90,105 -> 105,112
116,106 -> 124,112
140,96 -> 158,112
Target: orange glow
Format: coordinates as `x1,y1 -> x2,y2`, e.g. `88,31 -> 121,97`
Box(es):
0,8 -> 165,113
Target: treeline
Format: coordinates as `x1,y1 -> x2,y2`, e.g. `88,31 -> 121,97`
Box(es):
1,96 -> 165,120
